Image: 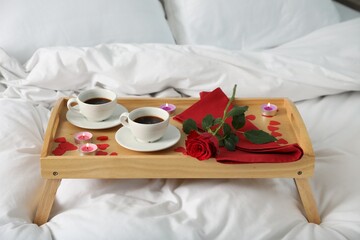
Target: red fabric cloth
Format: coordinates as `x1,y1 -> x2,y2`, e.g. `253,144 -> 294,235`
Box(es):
174,88 -> 303,163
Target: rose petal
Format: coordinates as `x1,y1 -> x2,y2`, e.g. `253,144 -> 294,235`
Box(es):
54,137 -> 67,143
96,151 -> 108,156
267,126 -> 279,131
246,114 -> 256,121
52,147 -> 66,156
174,147 -> 186,154
269,120 -> 281,125
97,144 -> 109,150
187,130 -> 200,139
276,138 -> 289,144
96,136 -> 109,141
271,131 -> 282,137
110,152 -> 118,156
59,142 -> 78,151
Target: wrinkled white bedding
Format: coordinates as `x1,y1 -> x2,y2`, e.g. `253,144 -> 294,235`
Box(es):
0,18 -> 360,240
1,19 -> 360,106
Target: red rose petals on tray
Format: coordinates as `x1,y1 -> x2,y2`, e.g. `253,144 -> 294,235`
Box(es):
174,147 -> 186,154
96,144 -> 109,150
246,113 -> 286,144
52,135 -> 113,156
246,114 -> 256,121
269,120 -> 281,125
276,138 -> 289,145
266,120 -> 284,140
267,126 -> 279,131
271,132 -> 282,137
52,148 -> 66,156
96,151 -> 108,156
54,137 -> 67,143
96,136 -> 109,141
52,137 -> 78,156
58,142 -> 78,151
94,135 -> 111,156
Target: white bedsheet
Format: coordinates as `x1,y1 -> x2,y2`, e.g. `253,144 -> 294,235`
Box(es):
0,18 -> 360,240
1,18 -> 359,107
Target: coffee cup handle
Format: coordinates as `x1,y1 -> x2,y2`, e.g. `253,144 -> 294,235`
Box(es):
119,112 -> 130,128
67,98 -> 80,113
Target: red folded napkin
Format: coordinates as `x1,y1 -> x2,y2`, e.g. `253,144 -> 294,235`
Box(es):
174,88 -> 303,164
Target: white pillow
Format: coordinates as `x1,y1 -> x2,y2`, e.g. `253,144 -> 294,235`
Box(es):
0,0 -> 175,63
163,0 -> 340,50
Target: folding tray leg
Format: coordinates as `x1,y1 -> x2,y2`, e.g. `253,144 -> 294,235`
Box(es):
294,178 -> 321,224
34,179 -> 62,225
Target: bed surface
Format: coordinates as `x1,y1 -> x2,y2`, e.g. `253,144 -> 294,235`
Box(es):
0,1 -> 360,239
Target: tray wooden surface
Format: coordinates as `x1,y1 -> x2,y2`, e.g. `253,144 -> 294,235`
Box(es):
40,97 -> 315,179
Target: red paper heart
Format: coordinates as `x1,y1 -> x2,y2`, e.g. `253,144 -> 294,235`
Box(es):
174,147 -> 186,154
58,142 -> 78,151
52,136 -> 78,156
52,147 -> 66,156
97,144 -> 109,150
246,114 -> 256,121
268,126 -> 279,131
96,151 -> 108,156
110,152 -> 118,156
96,136 -> 109,141
276,138 -> 289,144
269,121 -> 281,125
271,131 -> 282,137
54,137 -> 67,143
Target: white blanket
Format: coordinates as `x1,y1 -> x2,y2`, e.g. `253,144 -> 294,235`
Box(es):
1,19 -> 359,107
0,18 -> 360,240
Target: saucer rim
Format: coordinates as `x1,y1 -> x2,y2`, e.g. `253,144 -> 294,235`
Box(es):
66,104 -> 128,130
115,125 -> 181,152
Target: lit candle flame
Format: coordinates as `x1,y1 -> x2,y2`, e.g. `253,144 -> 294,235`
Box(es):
165,103 -> 169,107
267,102 -> 271,107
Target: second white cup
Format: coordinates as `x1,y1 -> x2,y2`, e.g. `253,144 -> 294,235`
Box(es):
120,107 -> 170,143
67,88 -> 117,122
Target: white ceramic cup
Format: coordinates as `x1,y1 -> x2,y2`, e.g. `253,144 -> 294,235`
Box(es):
67,88 -> 117,122
120,107 -> 170,143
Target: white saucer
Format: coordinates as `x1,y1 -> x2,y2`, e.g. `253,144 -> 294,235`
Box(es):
115,125 -> 181,152
66,104 -> 128,129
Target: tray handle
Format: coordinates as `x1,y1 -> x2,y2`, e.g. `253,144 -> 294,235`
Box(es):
284,99 -> 314,158
40,98 -> 65,158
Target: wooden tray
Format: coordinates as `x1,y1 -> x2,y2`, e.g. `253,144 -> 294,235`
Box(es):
36,97 -> 320,225
40,97 -> 315,179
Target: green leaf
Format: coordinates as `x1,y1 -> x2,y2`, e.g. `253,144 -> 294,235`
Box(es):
222,123 -> 232,136
244,130 -> 277,144
227,106 -> 248,117
224,136 -> 237,151
202,114 -> 214,130
213,117 -> 223,126
228,132 -> 239,144
183,119 -> 198,134
218,139 -> 224,147
232,113 -> 246,129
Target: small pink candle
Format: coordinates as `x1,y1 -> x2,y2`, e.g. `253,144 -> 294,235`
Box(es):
160,103 -> 176,114
261,103 -> 278,117
74,132 -> 93,145
79,143 -> 98,156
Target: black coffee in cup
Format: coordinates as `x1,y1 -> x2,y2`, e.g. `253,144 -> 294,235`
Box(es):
134,116 -> 164,124
84,98 -> 111,105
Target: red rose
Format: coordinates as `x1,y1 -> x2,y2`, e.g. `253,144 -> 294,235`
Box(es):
185,131 -> 219,160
